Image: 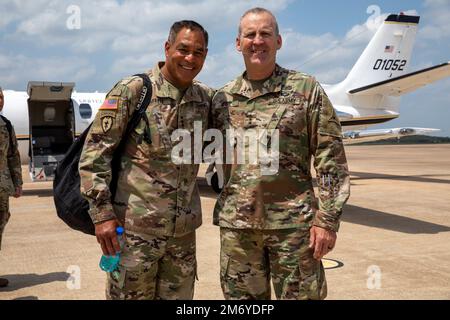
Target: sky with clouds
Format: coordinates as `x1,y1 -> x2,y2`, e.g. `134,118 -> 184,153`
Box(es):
1,0 -> 449,136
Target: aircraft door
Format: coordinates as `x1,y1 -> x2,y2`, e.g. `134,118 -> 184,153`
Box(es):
27,81 -> 75,181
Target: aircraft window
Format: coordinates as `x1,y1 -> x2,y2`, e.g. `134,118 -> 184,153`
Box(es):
50,86 -> 64,92
79,103 -> 92,119
44,107 -> 56,122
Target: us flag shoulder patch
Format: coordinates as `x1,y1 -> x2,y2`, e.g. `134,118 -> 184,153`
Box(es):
99,98 -> 119,110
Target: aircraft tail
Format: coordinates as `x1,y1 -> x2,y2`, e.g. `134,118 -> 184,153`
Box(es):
344,14 -> 420,91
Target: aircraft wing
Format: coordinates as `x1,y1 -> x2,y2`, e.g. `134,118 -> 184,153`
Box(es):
343,127 -> 440,144
349,62 -> 450,96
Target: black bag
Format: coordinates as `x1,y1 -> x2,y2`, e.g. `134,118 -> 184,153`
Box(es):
53,74 -> 153,235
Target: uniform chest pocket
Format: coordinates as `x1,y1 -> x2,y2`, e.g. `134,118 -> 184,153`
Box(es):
128,111 -> 170,159
277,99 -> 307,136
228,101 -> 246,129
183,102 -> 209,132
126,118 -> 151,158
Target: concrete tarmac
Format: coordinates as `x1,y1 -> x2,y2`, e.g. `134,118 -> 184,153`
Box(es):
0,144 -> 449,300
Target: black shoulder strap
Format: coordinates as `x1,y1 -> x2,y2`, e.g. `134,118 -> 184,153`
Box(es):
123,73 -> 153,139
110,73 -> 152,198
0,115 -> 12,133
1,115 -> 14,151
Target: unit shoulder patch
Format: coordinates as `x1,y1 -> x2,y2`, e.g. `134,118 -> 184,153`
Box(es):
101,115 -> 114,133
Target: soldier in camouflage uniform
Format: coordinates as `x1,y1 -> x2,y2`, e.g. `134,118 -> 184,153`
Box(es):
211,8 -> 350,300
79,21 -> 214,300
0,86 -> 23,288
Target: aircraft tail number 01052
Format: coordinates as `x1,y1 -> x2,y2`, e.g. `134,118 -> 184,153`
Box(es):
373,59 -> 407,71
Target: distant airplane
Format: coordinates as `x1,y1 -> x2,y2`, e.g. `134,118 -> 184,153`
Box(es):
0,13 -> 449,183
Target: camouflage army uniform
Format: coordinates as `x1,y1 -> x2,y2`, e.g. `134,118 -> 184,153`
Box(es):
211,65 -> 350,300
0,116 -> 23,250
79,62 -> 214,300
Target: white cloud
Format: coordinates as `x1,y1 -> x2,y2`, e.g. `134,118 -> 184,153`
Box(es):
420,0 -> 450,40
199,44 -> 245,88
110,53 -> 161,76
277,27 -> 363,83
2,0 -> 293,54
111,33 -> 167,53
0,3 -> 424,89
0,0 -> 295,90
16,8 -> 61,35
276,8 -> 423,84
0,0 -> 51,27
0,52 -> 96,88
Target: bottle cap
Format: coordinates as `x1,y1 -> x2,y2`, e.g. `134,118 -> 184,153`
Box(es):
116,226 -> 124,235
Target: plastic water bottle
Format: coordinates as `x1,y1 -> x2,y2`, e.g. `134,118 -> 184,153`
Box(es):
99,226 -> 125,272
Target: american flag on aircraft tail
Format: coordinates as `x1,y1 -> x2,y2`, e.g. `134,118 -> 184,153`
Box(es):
385,45 -> 395,53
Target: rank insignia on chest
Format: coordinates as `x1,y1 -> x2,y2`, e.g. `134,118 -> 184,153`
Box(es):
99,98 -> 119,110
101,116 -> 114,133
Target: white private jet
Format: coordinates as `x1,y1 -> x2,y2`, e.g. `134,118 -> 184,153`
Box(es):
0,13 -> 449,182
323,13 -> 449,143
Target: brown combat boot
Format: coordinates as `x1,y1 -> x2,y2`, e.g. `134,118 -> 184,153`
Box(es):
0,278 -> 9,287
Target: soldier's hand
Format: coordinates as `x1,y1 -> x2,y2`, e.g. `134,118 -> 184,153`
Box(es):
95,219 -> 122,256
309,226 -> 337,260
13,186 -> 22,198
